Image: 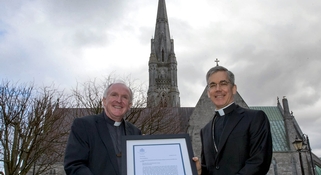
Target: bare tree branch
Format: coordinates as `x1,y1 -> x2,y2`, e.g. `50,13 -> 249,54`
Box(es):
0,80 -> 71,175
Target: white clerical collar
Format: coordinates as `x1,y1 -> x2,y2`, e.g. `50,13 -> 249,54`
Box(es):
215,102 -> 234,116
114,121 -> 122,127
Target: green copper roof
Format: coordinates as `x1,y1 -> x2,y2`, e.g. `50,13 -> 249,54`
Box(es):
315,165 -> 321,175
250,106 -> 290,152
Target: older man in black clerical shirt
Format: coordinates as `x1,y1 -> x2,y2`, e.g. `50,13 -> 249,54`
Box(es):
64,81 -> 141,175
194,66 -> 272,175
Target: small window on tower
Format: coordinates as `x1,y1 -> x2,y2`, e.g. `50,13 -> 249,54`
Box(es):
162,49 -> 164,62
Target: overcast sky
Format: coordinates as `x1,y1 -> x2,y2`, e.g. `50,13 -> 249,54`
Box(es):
1,0 -> 321,157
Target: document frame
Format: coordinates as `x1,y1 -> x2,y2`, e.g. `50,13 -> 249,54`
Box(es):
121,134 -> 197,175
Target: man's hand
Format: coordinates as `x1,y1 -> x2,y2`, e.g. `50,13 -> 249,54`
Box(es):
192,157 -> 201,175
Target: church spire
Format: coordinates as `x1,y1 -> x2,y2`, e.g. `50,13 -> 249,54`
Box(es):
147,0 -> 180,108
156,0 -> 168,23
153,0 -> 172,63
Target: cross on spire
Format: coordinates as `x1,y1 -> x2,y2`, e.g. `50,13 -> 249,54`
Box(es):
215,58 -> 220,66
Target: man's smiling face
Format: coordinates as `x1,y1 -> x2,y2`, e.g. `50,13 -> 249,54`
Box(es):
103,83 -> 132,122
207,71 -> 237,109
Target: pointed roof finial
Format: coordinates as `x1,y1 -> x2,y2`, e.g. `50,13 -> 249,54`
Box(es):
215,58 -> 220,66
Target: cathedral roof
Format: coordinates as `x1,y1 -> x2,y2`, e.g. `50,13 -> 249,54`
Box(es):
250,106 -> 290,152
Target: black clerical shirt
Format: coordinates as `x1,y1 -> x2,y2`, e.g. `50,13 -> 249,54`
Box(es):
213,103 -> 236,148
105,115 -> 125,173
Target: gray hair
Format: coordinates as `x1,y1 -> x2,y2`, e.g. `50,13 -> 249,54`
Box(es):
103,80 -> 133,103
206,66 -> 235,86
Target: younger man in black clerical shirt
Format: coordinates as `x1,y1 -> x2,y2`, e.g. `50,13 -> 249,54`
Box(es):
194,66 -> 272,175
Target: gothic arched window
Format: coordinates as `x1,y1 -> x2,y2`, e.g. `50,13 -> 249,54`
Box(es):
162,49 -> 164,62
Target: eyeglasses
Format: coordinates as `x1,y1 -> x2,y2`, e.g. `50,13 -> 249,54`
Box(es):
208,80 -> 230,89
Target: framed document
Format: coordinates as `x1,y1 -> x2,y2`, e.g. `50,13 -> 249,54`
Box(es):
122,134 -> 197,175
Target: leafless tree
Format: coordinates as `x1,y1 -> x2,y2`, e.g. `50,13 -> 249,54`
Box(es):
71,77 -> 105,115
0,80 -> 71,175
